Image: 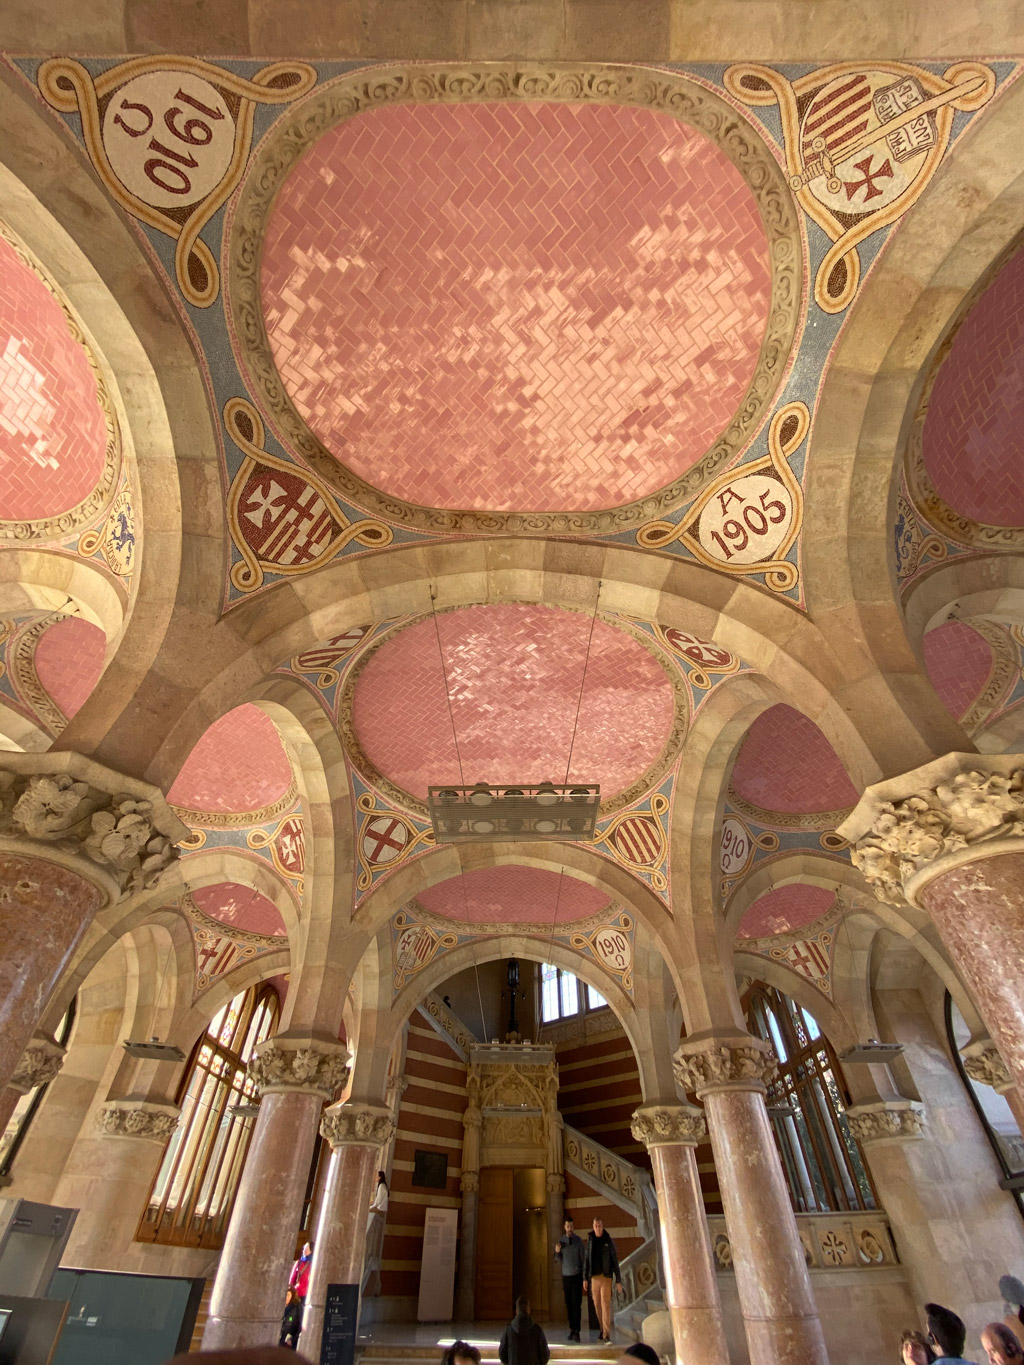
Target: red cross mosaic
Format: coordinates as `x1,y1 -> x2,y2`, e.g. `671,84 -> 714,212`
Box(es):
731,704 -> 859,814
168,703 -> 293,814
261,99 -> 771,514
418,865 -> 609,925
0,236 -> 107,522
351,603 -> 675,802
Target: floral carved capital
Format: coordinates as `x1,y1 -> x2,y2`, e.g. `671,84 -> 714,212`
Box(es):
320,1103 -> 396,1149
10,1036 -> 66,1093
673,1037 -> 778,1096
844,1100 -> 926,1143
461,1171 -> 480,1194
840,762 -> 1024,905
95,1100 -> 180,1142
961,1039 -> 1013,1091
631,1103 -> 707,1147
248,1039 -> 351,1098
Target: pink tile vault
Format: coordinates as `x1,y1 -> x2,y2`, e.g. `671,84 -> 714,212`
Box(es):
418,865 -> 609,925
192,882 -> 286,937
922,620 -> 994,721
33,615 -> 105,720
923,247 -> 1024,526
738,884 -> 835,939
352,603 -> 676,802
731,704 -> 859,814
0,236 -> 107,521
261,100 -> 771,513
168,703 -> 293,814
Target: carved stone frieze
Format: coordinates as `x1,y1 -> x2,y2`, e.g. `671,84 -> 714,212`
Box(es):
0,755 -> 187,898
95,1100 -> 180,1141
673,1036 -> 778,1095
9,1036 -> 66,1094
844,1100 -> 927,1143
483,1113 -> 544,1147
631,1103 -> 707,1147
320,1103 -> 396,1149
961,1039 -> 1013,1091
248,1038 -> 351,1098
839,760 -> 1024,905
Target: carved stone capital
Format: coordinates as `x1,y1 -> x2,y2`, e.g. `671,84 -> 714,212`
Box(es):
673,1036 -> 778,1096
631,1103 -> 707,1148
961,1039 -> 1013,1092
320,1102 -> 396,1149
546,1173 -> 565,1195
0,754 -> 188,899
837,755 -> 1024,906
461,1172 -> 480,1194
9,1035 -> 66,1094
95,1099 -> 180,1142
248,1037 -> 351,1098
845,1100 -> 927,1143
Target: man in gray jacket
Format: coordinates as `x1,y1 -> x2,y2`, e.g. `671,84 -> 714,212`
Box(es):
554,1216 -> 586,1342
499,1297 -> 550,1365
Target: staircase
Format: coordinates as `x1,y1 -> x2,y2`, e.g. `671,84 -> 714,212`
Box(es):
561,1125 -> 662,1341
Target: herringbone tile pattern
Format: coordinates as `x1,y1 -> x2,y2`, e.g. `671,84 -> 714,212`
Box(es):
192,882 -> 286,937
33,615 -> 105,720
352,603 -> 675,800
418,864 -> 609,924
169,703 -> 293,814
731,703 -> 859,813
922,620 -> 993,720
0,237 -> 106,521
924,247 -> 1024,526
738,884 -> 834,939
262,100 -> 771,513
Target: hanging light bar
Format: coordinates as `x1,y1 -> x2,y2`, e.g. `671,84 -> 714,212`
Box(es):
427,782 -> 600,843
838,1039 -> 904,1064
123,1037 -> 186,1062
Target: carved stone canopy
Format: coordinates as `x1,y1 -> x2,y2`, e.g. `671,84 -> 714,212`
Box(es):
0,753 -> 188,899
844,1100 -> 926,1143
836,755 -> 1024,906
320,1102 -> 396,1150
673,1035 -> 778,1097
95,1099 -> 180,1142
631,1103 -> 707,1148
9,1035 -> 66,1094
961,1038 -> 1013,1092
248,1037 -> 351,1098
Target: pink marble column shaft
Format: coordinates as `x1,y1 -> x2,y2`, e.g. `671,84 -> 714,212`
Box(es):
649,1142 -> 730,1365
203,1088 -> 323,1350
303,1140 -> 377,1349
0,853 -> 102,1093
703,1087 -> 828,1365
919,853 -> 1024,1096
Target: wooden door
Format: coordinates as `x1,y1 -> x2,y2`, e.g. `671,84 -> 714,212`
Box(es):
474,1167 -> 513,1319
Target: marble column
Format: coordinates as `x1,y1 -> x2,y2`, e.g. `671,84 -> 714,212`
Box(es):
0,756 -> 185,1093
675,1037 -> 828,1365
631,1104 -> 729,1365
839,755 -> 1024,1100
203,1037 -> 351,1351
303,1102 -> 396,1350
0,1033 -> 66,1144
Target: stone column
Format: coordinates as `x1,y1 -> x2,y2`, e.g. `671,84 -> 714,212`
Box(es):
839,756 -> 1024,1100
675,1037 -> 828,1365
56,1098 -> 181,1267
546,1172 -> 565,1324
631,1104 -> 729,1365
0,1033 -> 66,1146
0,756 -> 185,1093
455,1086 -> 482,1320
303,1102 -> 396,1350
203,1037 -> 351,1351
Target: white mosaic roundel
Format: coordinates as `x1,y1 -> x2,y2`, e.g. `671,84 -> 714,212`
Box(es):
720,816 -> 753,877
698,473 -> 793,567
102,72 -> 235,210
592,925 -> 632,975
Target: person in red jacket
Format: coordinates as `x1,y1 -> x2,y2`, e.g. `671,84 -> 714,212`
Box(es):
279,1242 -> 312,1349
288,1242 -> 313,1300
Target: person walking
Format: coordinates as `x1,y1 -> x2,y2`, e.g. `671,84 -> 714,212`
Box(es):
924,1303 -> 981,1364
280,1241 -> 312,1350
554,1215 -> 586,1342
583,1217 -> 623,1344
499,1297 -> 550,1365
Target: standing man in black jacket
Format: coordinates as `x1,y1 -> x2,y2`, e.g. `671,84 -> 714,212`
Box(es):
499,1297 -> 550,1365
583,1217 -> 623,1344
554,1216 -> 586,1342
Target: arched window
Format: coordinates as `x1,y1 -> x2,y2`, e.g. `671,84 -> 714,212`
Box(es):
745,983 -> 876,1213
0,999 -> 76,1178
137,983 -> 278,1249
539,964 -> 608,1023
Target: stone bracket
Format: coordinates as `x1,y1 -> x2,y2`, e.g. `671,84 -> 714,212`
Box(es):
844,1099 -> 926,1142
631,1102 -> 707,1147
10,1034 -> 66,1094
95,1098 -> 180,1141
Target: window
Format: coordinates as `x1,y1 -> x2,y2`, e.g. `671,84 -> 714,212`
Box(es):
539,965 -> 609,1023
0,1000 -> 76,1179
746,983 -> 876,1213
137,984 -> 279,1249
